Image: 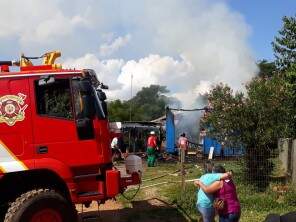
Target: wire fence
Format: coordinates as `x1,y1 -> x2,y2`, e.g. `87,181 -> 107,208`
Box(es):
185,138 -> 296,191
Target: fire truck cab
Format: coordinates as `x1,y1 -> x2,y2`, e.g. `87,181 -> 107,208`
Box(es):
0,52 -> 141,222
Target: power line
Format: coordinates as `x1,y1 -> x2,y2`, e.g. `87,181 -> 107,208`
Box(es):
168,107 -> 207,112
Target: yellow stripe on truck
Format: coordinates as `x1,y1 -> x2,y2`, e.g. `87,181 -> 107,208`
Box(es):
0,165 -> 5,173
0,140 -> 28,173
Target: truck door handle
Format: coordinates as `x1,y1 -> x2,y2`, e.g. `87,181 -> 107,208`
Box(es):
37,146 -> 48,154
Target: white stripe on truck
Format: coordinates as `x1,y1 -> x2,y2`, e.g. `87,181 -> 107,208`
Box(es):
0,140 -> 28,173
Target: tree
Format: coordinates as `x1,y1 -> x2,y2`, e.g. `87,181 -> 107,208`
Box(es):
272,14 -> 296,136
203,74 -> 291,189
131,85 -> 169,121
107,99 -> 130,122
257,60 -> 277,77
202,14 -> 295,190
285,64 -> 296,136
108,85 -> 172,122
272,15 -> 296,70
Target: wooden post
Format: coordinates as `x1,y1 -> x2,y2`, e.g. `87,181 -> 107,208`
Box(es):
181,149 -> 185,191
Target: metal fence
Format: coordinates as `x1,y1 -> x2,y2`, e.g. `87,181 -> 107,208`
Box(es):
185,137 -> 296,189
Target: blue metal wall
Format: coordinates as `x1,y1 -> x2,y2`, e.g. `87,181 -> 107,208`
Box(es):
166,108 -> 176,153
203,137 -> 244,157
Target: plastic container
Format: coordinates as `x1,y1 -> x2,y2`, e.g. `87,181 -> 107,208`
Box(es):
125,155 -> 143,174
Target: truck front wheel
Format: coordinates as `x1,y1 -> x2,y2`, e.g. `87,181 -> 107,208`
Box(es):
0,204 -> 8,221
4,189 -> 77,222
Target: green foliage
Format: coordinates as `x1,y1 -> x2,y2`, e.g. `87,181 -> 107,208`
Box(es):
240,189 -> 278,211
117,161 -> 296,222
202,74 -> 292,189
167,184 -> 197,217
202,84 -> 245,146
257,60 -> 277,77
131,85 -> 169,121
271,14 -> 296,136
43,86 -> 73,119
201,14 -> 296,189
285,64 -> 296,136
246,74 -> 293,141
108,99 -> 130,121
272,15 -> 296,70
108,85 -> 172,121
284,187 -> 296,205
139,162 -> 296,222
286,63 -> 296,92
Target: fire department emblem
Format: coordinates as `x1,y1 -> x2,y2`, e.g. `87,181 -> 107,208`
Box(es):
0,93 -> 28,126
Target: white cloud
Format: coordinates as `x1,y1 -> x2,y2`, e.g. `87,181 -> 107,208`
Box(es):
63,53 -> 193,101
63,54 -> 124,90
99,34 -> 131,57
118,54 -> 193,96
0,0 -> 91,45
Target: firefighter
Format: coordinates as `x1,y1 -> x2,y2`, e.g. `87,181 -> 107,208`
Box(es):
147,131 -> 158,167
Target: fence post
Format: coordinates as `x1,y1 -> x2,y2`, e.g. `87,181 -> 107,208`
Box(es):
278,138 -> 290,174
181,149 -> 185,191
292,139 -> 296,184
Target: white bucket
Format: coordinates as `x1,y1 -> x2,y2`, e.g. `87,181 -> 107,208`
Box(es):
125,155 -> 143,174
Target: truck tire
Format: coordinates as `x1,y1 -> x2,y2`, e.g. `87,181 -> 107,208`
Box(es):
4,189 -> 77,222
0,204 -> 8,221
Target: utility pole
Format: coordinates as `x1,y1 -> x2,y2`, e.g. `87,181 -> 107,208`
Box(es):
128,74 -> 133,153
129,73 -> 133,121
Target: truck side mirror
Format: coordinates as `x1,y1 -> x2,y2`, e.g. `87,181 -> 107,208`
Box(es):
78,79 -> 96,119
97,90 -> 107,101
79,80 -> 92,94
81,95 -> 96,118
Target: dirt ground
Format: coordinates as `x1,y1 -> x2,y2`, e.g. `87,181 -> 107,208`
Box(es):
77,197 -> 188,222
76,160 -> 192,222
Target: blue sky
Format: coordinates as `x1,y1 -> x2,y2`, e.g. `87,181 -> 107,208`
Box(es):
228,0 -> 296,61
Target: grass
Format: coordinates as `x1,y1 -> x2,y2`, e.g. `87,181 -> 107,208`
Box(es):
117,159 -> 296,222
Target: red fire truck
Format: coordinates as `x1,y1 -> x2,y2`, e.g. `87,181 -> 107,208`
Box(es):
0,51 -> 141,222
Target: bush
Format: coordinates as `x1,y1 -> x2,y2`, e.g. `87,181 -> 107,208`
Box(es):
284,189 -> 296,205
165,183 -> 197,219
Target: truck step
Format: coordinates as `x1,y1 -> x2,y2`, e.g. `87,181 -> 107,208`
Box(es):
77,191 -> 103,197
74,173 -> 102,181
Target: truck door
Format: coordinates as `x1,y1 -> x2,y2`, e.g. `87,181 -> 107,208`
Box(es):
72,78 -> 111,165
31,76 -> 101,175
0,78 -> 33,172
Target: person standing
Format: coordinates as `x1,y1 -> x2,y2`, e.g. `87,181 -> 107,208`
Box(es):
111,136 -> 123,162
147,131 -> 158,167
195,165 -> 240,222
194,167 -> 232,222
111,137 -> 118,149
178,133 -> 189,160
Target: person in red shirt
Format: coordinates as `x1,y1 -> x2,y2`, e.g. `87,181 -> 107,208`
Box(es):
147,131 -> 158,167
